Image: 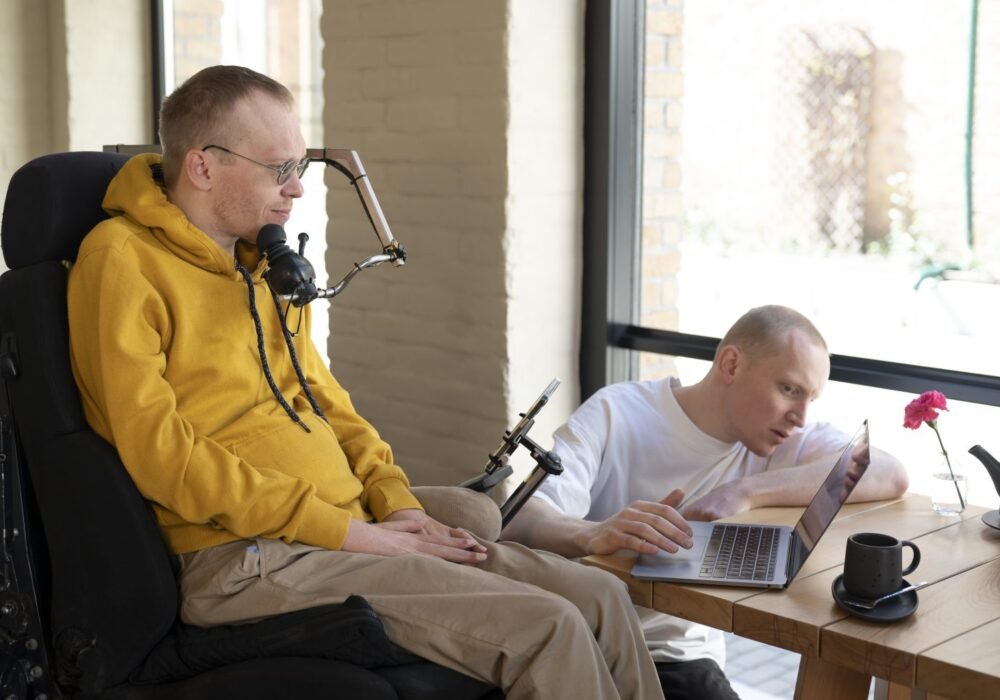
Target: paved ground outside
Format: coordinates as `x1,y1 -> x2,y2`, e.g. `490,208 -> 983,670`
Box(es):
725,633 -> 875,699
725,633 -> 800,700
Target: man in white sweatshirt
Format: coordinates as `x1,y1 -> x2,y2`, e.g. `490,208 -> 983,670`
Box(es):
503,305 -> 909,699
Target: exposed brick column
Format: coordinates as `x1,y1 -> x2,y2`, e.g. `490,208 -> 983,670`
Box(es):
640,0 -> 684,379
321,1 -> 582,485
171,0 -> 224,83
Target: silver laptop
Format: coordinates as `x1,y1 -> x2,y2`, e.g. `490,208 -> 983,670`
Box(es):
631,421 -> 870,589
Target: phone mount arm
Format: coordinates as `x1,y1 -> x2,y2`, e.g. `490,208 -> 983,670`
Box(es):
461,379 -> 565,528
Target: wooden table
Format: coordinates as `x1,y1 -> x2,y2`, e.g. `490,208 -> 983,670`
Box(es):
583,493 -> 1000,700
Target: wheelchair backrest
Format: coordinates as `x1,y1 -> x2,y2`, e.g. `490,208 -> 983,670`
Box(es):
0,152 -> 179,691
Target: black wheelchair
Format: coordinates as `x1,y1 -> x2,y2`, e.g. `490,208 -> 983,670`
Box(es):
0,152 -> 510,699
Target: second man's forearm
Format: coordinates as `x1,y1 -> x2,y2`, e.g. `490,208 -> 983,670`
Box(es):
501,498 -> 593,558
745,450 -> 909,509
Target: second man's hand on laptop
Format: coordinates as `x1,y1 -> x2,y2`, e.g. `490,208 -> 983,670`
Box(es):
579,489 -> 694,556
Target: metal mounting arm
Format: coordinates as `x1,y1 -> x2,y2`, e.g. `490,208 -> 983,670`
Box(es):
306,148 -> 406,267
103,144 -> 407,305
461,379 -> 565,528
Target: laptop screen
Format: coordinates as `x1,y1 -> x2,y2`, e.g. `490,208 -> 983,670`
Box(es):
784,421 -> 871,580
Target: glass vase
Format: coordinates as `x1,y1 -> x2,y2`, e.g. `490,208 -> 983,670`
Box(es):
930,460 -> 968,515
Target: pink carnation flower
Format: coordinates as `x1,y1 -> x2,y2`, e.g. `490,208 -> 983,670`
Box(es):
902,390 -> 965,510
903,390 -> 948,429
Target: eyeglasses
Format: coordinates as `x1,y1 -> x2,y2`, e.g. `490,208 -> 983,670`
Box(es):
202,144 -> 310,185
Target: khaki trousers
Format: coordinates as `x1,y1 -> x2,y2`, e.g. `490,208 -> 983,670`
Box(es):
179,537 -> 662,699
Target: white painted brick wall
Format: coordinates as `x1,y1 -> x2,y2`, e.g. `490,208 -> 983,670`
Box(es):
0,2 -> 50,188
322,0 -> 583,486
0,0 -> 149,275
62,1 -> 150,151
0,3 -> 50,245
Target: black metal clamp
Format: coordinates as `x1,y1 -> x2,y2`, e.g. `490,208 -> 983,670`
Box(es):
461,379 -> 564,528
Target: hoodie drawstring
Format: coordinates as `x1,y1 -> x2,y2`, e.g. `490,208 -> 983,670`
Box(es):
235,261 -> 327,432
267,288 -> 327,422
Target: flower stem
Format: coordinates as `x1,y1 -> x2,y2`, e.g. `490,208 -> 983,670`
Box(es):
930,422 -> 966,509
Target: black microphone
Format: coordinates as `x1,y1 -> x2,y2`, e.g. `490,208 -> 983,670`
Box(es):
256,224 -> 318,306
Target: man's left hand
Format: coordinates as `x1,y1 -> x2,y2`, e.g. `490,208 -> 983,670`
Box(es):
679,480 -> 752,521
383,509 -> 488,555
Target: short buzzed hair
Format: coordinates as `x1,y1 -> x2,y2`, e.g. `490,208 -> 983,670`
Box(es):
158,65 -> 294,186
714,305 -> 827,362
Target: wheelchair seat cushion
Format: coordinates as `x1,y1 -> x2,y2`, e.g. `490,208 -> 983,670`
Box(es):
130,595 -> 406,685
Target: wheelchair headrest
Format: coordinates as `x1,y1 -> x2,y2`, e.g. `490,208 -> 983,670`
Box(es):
1,151 -> 130,269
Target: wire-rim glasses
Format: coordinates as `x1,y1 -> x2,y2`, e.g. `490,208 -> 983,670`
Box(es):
202,144 -> 309,185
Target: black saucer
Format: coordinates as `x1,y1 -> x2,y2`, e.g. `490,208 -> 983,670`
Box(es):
983,510 -> 1000,531
831,575 -> 918,623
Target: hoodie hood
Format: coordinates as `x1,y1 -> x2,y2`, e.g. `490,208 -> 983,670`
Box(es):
102,153 -> 265,276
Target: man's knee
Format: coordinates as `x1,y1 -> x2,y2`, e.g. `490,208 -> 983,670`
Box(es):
410,486 -> 502,541
571,563 -> 633,603
541,561 -> 637,624
528,590 -> 593,639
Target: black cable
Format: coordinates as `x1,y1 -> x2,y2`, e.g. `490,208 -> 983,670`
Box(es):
235,261 -> 310,433
269,290 -> 328,423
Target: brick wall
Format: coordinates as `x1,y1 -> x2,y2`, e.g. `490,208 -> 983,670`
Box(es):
640,0 -> 684,379
505,0 -> 583,473
0,0 -> 51,224
172,0 -> 224,83
170,0 -> 313,111
61,1 -> 151,151
0,0 -> 150,274
322,0 -> 583,486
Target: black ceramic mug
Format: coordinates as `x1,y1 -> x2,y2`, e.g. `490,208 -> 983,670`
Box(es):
843,532 -> 921,599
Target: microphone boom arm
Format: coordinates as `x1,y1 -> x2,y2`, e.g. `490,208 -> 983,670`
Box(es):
102,144 -> 406,307
306,148 -> 406,265
313,252 -> 397,300
275,148 -> 405,304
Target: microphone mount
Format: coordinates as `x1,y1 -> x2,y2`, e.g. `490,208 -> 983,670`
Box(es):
101,144 -> 405,308
257,149 -> 406,307
301,148 -> 405,303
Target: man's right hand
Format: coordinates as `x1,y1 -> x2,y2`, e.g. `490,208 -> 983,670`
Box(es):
575,489 -> 694,556
341,518 -> 488,564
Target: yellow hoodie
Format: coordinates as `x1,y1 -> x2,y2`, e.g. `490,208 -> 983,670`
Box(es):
67,154 -> 421,554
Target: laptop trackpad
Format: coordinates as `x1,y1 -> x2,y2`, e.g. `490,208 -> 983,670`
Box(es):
631,532 -> 711,579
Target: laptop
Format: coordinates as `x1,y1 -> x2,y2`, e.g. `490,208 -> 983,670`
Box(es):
631,421 -> 870,589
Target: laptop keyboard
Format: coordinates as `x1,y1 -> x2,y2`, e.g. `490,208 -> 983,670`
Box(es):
699,524 -> 779,581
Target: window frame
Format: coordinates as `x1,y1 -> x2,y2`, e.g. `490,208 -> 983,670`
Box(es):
581,0 -> 1000,408
150,0 -> 167,142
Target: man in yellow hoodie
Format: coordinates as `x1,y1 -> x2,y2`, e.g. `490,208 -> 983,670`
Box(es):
67,65 -> 663,699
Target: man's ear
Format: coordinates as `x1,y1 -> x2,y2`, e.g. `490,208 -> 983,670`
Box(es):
715,345 -> 742,386
183,149 -> 214,192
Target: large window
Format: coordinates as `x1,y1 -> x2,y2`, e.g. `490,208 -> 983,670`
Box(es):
584,0 -> 1000,506
156,0 -> 329,358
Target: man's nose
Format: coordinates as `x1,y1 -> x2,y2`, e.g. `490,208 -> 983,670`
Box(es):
282,171 -> 305,198
788,402 -> 807,428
